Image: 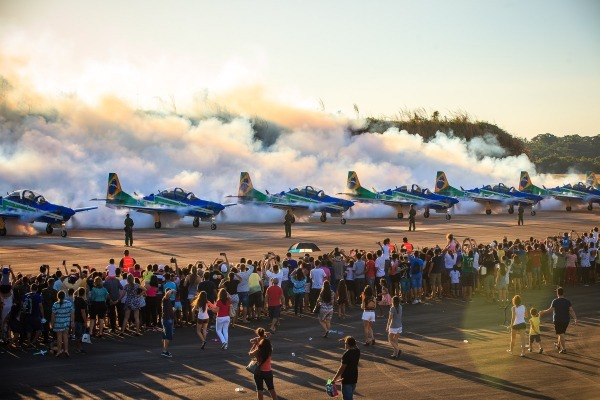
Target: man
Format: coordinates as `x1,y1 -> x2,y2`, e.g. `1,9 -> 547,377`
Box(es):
309,261 -> 327,310
236,259 -> 254,323
374,250 -> 386,295
124,213 -> 134,247
353,254 -> 365,304
22,283 -> 44,348
429,248 -> 444,299
408,205 -> 416,231
119,250 -> 136,274
539,287 -> 577,354
409,251 -> 424,304
265,278 -> 284,333
103,268 -> 123,333
284,210 -> 294,238
517,203 -> 524,226
332,336 -> 361,400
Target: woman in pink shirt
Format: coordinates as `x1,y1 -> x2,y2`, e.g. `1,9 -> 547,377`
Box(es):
214,289 -> 231,350
565,249 -> 578,287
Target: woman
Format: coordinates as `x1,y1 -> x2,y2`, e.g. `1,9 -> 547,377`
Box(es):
89,277 -> 109,337
222,271 -> 240,328
290,268 -> 306,316
145,274 -> 159,330
510,255 -> 523,294
115,275 -> 146,336
507,294 -> 528,357
214,288 -> 231,350
191,290 -> 213,349
496,263 -> 508,308
249,338 -> 278,400
336,279 -> 350,319
51,290 -> 74,357
361,285 -> 376,346
317,280 -> 334,338
386,295 -> 403,358
184,266 -> 199,325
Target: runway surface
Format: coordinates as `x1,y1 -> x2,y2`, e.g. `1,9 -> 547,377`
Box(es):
1,210 -> 599,399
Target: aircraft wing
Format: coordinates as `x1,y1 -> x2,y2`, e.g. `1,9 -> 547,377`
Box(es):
265,201 -> 311,211
74,206 -> 98,213
222,203 -> 237,207
109,204 -> 217,216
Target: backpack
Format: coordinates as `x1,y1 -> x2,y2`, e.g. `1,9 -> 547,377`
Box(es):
22,294 -> 33,315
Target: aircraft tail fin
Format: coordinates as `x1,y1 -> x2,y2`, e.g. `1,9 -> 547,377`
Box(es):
238,172 -> 254,197
435,171 -> 450,193
519,171 -> 532,191
586,171 -> 599,189
105,173 -> 137,205
347,171 -> 362,191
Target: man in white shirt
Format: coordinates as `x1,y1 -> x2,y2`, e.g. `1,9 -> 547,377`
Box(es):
237,258 -> 254,323
309,261 -> 327,310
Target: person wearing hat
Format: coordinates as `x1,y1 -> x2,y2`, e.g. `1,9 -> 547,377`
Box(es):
331,336 -> 361,400
265,277 -> 284,333
124,213 -> 134,247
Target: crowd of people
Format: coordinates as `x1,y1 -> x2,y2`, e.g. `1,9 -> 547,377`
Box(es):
1,226 -> 596,399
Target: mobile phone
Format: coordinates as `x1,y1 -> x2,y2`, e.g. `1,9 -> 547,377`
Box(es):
62,260 -> 66,265
220,252 -> 226,256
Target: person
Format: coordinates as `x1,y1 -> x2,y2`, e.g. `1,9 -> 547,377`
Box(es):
89,277 -> 109,337
51,290 -> 74,357
450,264 -> 461,298
161,289 -> 174,357
115,274 -> 146,336
73,287 -> 88,354
331,336 -> 361,400
290,268 -> 306,316
360,285 -> 376,346
284,210 -> 293,238
309,261 -> 327,311
192,291 -> 212,349
336,279 -> 350,319
386,295 -> 403,358
539,287 -> 577,354
409,251 -> 424,304
317,280 -> 334,338
249,338 -> 278,400
517,203 -> 524,226
507,294 -> 527,357
214,288 -> 231,350
408,204 -> 416,231
21,283 -> 44,348
124,213 -> 134,247
376,278 -> 391,317
528,307 -> 543,354
265,278 -> 284,333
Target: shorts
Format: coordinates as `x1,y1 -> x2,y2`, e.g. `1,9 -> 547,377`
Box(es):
512,322 -> 526,331
254,370 -> 274,391
529,334 -> 541,345
497,279 -> 507,290
401,279 -> 410,293
345,280 -> 355,293
238,292 -> 250,308
249,292 -> 263,308
162,318 -> 174,341
429,273 -> 441,287
410,274 -> 422,289
23,315 -> 42,333
483,275 -> 495,291
268,305 -> 281,320
90,302 -> 107,319
554,321 -> 569,335
74,321 -> 86,339
389,327 -> 402,335
174,301 -> 182,311
361,311 -> 375,322
461,272 -> 474,287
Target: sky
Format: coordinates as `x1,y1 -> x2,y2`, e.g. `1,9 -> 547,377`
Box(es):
1,0 -> 599,138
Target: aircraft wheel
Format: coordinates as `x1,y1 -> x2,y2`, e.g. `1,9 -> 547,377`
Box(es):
508,207 -> 514,214
566,206 -> 572,212
320,215 -> 327,223
485,209 -> 492,215
193,218 -> 200,228
397,212 -> 404,219
154,221 -> 162,229
291,217 -> 296,223
531,210 -> 536,216
46,224 -> 54,234
424,211 -> 430,218
341,218 -> 347,225
445,214 -> 451,220
210,223 -> 217,230
0,228 -> 6,236
588,204 -> 593,211
61,230 -> 68,238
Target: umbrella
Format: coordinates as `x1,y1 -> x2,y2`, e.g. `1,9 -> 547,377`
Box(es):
288,242 -> 321,253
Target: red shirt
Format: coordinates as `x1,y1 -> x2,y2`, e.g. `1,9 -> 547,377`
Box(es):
365,260 -> 376,278
216,300 -> 230,317
266,285 -> 283,307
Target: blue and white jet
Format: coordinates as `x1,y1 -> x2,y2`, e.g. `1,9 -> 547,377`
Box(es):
0,189 -> 97,237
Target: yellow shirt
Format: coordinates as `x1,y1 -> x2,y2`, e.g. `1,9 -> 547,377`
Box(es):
529,315 -> 541,335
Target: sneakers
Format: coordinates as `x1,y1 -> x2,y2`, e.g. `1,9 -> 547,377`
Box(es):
161,351 -> 172,358
554,342 -> 560,351
559,349 -> 567,354
412,300 -> 419,305
528,348 -> 532,353
539,348 -> 543,354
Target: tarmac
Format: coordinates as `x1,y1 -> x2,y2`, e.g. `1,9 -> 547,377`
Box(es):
1,209 -> 599,399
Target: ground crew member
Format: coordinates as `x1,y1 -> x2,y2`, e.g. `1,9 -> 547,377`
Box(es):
408,205 -> 417,231
124,213 -> 134,246
284,210 -> 294,238
517,204 -> 524,226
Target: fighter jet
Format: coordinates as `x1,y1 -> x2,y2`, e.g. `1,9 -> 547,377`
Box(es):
229,172 -> 354,224
341,171 -> 458,219
0,189 -> 97,237
518,171 -> 600,211
95,173 -> 234,230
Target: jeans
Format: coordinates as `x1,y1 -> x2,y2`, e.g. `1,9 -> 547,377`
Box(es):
342,383 -> 356,400
294,293 -> 304,314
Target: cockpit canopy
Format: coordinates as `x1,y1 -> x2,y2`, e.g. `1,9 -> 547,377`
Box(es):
157,188 -> 198,201
411,184 -> 432,195
8,190 -> 47,204
290,186 -> 326,198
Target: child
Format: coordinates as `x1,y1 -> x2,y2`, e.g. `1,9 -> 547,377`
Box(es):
449,265 -> 461,298
528,307 -> 543,354
336,279 -> 350,319
377,278 -> 391,317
